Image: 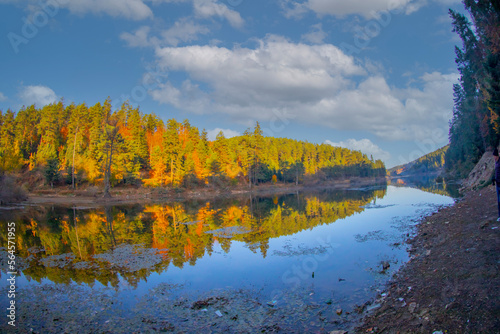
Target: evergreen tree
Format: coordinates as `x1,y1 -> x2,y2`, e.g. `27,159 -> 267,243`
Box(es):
446,1 -> 500,178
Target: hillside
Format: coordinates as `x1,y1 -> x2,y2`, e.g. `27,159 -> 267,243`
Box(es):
0,100 -> 386,195
388,146 -> 448,177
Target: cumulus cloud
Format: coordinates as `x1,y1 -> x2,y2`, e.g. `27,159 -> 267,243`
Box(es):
149,35 -> 457,144
121,26 -> 156,47
325,138 -> 391,162
60,0 -> 153,20
4,0 -> 247,23
121,20 -> 210,48
0,0 -> 153,20
193,0 -> 244,28
301,23 -> 327,44
207,128 -> 241,141
282,0 -> 458,19
310,0 -> 412,17
150,80 -> 211,114
161,18 -> 211,46
153,35 -> 364,107
0,92 -> 7,102
19,85 -> 58,107
152,0 -> 245,27
120,1 -> 242,47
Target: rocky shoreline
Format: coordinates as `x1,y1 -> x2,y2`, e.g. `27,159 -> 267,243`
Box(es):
356,186 -> 500,333
16,177 -> 387,208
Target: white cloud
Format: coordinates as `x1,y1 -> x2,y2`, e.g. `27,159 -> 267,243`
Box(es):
310,0 -> 411,17
207,128 -> 241,141
193,0 -> 244,28
150,36 -> 457,144
150,80 -> 210,114
325,138 -> 391,162
60,0 -> 153,20
148,0 -> 244,27
153,35 -> 364,106
19,85 -> 57,107
1,0 -> 154,20
280,0 -> 308,19
121,26 -> 156,47
121,20 -> 210,48
282,0 -> 460,19
161,18 -> 210,46
0,92 -> 7,102
301,23 -> 327,44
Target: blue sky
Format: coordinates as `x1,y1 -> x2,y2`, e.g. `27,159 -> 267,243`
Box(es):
0,0 -> 465,168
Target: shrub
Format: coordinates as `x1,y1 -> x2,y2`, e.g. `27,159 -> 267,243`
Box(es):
0,173 -> 27,205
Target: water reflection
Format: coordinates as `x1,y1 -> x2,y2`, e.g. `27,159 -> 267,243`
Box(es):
388,175 -> 461,198
0,188 -> 387,287
1,185 -> 459,333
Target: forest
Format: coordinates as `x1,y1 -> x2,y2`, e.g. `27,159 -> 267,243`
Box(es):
445,0 -> 500,179
0,100 -> 385,195
389,146 -> 448,177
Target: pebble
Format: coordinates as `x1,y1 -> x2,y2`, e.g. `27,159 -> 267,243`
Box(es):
408,302 -> 417,313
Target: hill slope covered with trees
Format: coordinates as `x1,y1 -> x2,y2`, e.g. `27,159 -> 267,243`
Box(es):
388,146 -> 448,177
0,100 -> 385,194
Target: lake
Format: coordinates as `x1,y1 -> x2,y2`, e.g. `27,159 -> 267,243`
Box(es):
0,181 -> 457,333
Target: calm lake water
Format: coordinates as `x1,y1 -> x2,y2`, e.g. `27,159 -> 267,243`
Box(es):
0,180 -> 457,333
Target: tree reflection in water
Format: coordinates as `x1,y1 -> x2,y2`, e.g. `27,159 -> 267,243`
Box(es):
0,188 -> 387,287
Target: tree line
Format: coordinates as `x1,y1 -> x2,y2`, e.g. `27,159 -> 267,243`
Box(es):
0,99 -> 386,192
446,0 -> 500,179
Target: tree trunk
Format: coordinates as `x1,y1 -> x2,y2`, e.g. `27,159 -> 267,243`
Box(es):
295,166 -> 299,186
103,138 -> 114,198
171,158 -> 174,186
248,166 -> 251,189
72,125 -> 78,190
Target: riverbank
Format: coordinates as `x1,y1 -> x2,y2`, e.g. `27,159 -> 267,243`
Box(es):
17,177 -> 386,208
356,186 -> 500,333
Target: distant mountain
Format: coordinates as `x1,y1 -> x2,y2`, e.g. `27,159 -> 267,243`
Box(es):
388,146 -> 448,177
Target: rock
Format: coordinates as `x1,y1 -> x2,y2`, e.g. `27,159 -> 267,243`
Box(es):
329,331 -> 347,334
418,308 -> 429,317
480,219 -> 494,229
408,302 -> 417,313
336,308 -> 342,315
382,261 -> 390,270
461,150 -> 495,191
